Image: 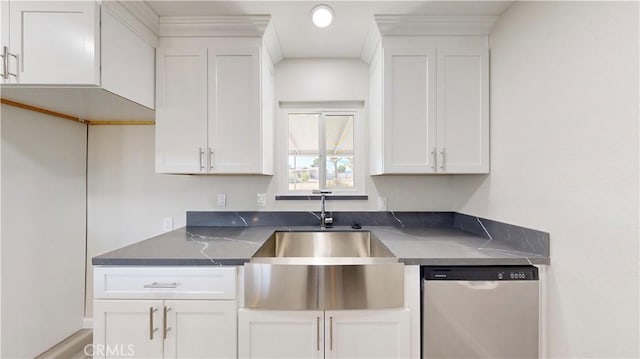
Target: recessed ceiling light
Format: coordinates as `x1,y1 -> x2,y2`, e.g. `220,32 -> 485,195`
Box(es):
311,4 -> 334,28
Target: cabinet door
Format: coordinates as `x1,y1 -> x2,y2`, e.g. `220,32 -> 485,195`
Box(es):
208,45 -> 261,173
325,309 -> 411,359
93,300 -> 164,359
238,309 -> 324,359
436,45 -> 489,173
164,300 -> 237,359
0,1 -> 9,84
155,47 -> 208,173
383,46 -> 437,173
9,1 -> 99,84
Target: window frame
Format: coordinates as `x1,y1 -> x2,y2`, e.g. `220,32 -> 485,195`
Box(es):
282,108 -> 364,195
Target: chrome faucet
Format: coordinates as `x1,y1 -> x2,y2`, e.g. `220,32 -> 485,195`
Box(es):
313,190 -> 333,229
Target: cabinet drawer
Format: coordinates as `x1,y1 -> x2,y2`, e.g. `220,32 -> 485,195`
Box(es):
94,266 -> 237,300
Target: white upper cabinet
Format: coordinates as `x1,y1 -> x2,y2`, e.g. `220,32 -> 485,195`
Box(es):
367,16 -> 494,175
436,43 -> 489,173
0,1 -> 157,120
7,1 -> 99,85
155,17 -> 276,175
381,45 -> 438,173
156,47 -> 208,173
101,6 -> 155,109
370,37 -> 489,174
208,45 -> 262,173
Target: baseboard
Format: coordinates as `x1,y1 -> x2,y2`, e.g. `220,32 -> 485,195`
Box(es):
35,329 -> 92,359
82,318 -> 93,329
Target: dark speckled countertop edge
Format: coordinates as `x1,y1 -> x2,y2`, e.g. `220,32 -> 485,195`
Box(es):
92,223 -> 550,266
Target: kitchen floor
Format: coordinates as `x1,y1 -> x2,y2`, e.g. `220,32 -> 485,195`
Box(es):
34,329 -> 92,359
69,350 -> 91,359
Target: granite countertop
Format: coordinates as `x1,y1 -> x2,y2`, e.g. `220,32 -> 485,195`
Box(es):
92,225 -> 549,266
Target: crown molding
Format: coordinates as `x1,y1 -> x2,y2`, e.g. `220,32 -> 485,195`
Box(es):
374,15 -> 499,36
159,16 -> 272,37
102,1 -> 159,47
263,22 -> 283,64
360,19 -> 382,64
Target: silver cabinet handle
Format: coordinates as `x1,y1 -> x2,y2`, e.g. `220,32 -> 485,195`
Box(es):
431,148 -> 437,170
1,46 -> 7,79
163,306 -> 171,339
440,148 -> 446,171
149,307 -> 158,340
7,51 -> 17,78
316,316 -> 320,351
209,148 -> 215,171
199,148 -> 205,171
143,282 -> 177,289
329,316 -> 333,350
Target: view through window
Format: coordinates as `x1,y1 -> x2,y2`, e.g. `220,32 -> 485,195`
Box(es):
288,112 -> 355,191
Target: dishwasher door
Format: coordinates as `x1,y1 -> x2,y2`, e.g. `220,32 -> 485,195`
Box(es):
422,266 -> 539,359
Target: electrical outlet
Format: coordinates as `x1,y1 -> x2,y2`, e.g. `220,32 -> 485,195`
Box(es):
162,217 -> 174,232
217,193 -> 227,207
377,196 -> 387,211
257,193 -> 267,207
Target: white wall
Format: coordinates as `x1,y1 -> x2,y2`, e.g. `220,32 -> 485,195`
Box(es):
453,2 -> 639,357
1,105 -> 87,358
85,58 -> 455,315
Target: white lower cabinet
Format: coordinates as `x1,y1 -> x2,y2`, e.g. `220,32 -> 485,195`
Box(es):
325,309 -> 411,359
94,300 -> 236,359
239,309 -> 411,359
164,300 -> 237,359
239,310 -> 324,359
93,300 -> 164,359
93,266 -> 238,359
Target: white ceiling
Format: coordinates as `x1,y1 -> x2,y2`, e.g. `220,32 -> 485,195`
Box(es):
146,1 -> 512,58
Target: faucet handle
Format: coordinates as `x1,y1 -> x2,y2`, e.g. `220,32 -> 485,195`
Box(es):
324,217 -> 333,228
312,190 -> 332,195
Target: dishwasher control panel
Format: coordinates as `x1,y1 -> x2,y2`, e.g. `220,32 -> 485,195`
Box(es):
423,266 -> 538,281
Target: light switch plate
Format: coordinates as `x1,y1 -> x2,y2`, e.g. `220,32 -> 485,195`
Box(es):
217,193 -> 227,207
257,193 -> 267,207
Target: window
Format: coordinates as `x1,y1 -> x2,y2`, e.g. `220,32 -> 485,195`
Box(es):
287,112 -> 356,192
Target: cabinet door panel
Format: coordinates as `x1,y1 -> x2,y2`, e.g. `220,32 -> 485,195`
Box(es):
155,48 -> 208,173
164,300 -> 237,359
437,46 -> 489,173
209,46 -> 261,173
93,300 -> 164,359
326,309 -> 411,359
239,309 -> 324,359
383,47 -> 437,173
1,1 -> 8,84
9,1 -> 99,84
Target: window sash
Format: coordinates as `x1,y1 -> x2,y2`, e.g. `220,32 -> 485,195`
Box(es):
288,111 -> 355,192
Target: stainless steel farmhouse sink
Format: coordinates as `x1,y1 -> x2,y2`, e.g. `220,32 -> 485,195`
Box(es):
244,231 -> 405,310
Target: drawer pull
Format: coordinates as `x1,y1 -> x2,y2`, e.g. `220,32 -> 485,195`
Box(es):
144,282 -> 177,289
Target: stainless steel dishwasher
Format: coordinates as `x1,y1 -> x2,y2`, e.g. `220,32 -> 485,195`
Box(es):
422,266 -> 539,358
